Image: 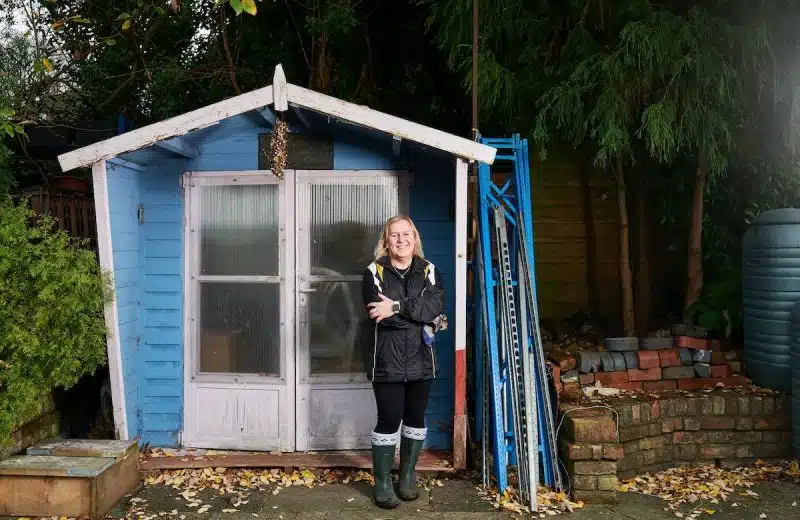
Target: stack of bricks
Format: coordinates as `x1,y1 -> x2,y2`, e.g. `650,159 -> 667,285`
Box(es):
559,391 -> 792,504
560,407 -> 621,505
617,392 -> 791,478
553,332 -> 751,393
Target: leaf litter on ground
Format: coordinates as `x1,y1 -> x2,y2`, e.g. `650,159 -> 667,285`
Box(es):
618,459 -> 800,517
133,463 -> 378,517
472,467 -> 584,518
140,452 -> 580,518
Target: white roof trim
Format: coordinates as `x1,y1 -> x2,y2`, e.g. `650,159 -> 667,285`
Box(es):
58,85 -> 275,172
58,65 -> 496,172
286,83 -> 495,164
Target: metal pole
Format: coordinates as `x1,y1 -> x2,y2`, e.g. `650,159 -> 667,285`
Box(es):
518,251 -> 539,510
472,0 -> 478,139
493,207 -> 532,506
476,241 -> 491,489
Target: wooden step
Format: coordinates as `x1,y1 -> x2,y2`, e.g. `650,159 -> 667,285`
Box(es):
0,439 -> 139,519
140,448 -> 455,474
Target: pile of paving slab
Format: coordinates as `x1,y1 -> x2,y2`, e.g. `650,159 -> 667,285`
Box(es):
550,325 -> 750,395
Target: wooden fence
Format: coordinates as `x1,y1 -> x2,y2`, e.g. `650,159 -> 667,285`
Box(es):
528,152 -> 624,334
13,186 -> 97,252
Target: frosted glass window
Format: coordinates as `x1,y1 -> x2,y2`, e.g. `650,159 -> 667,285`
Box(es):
200,185 -> 280,276
307,179 -> 399,374
199,282 -> 280,375
309,182 -> 398,276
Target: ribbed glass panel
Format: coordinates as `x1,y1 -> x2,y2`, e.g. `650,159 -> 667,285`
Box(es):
200,184 -> 280,276
308,178 -> 399,374
310,180 -> 398,277
197,184 -> 281,375
199,282 -> 281,375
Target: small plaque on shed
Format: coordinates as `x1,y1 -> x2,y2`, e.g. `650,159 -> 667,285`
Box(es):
258,133 -> 334,170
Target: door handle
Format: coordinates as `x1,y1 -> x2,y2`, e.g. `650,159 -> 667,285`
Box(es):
299,287 -> 317,293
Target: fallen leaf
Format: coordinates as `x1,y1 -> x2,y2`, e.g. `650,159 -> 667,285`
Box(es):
618,461 -> 796,512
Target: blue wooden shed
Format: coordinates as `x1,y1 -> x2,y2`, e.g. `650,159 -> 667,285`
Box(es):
57,65 -> 496,469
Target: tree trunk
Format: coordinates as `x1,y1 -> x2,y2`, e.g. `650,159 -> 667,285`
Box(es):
309,34 -> 332,92
684,155 -> 708,317
614,158 -> 636,336
635,174 -> 650,335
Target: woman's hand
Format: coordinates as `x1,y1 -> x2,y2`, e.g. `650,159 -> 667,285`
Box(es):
368,294 -> 396,323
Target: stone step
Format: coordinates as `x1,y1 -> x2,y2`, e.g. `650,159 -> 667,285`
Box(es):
27,437 -> 137,459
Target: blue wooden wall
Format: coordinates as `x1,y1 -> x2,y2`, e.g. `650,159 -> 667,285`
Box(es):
105,161 -> 142,439
112,113 -> 456,449
138,160 -> 186,446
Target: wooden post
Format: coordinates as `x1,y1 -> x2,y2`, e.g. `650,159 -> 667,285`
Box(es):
453,158 -> 469,470
92,160 -> 128,441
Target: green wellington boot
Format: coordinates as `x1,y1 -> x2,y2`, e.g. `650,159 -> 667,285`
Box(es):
371,431 -> 400,509
398,425 -> 426,501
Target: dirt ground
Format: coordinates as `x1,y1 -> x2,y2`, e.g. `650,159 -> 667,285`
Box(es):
100,476 -> 800,520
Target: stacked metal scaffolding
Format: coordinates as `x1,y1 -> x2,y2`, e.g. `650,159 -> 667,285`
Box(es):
471,135 -> 563,509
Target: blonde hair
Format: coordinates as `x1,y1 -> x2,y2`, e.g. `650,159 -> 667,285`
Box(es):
373,215 -> 425,260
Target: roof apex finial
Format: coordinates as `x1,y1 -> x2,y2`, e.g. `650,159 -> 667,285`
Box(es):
273,64 -> 288,112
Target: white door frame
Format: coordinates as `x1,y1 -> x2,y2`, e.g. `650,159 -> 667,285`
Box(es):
182,170 -> 296,452
182,169 -> 410,452
294,170 -> 409,451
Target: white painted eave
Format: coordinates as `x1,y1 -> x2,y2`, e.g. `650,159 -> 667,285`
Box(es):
57,65 -> 496,172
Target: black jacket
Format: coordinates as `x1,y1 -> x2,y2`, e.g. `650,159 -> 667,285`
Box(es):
361,255 -> 445,382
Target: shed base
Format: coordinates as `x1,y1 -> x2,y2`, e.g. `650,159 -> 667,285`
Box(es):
140,448 -> 455,474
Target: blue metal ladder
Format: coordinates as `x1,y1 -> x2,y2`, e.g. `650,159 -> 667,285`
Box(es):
471,134 -> 562,496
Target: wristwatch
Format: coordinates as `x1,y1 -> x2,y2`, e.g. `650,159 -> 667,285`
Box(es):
391,300 -> 400,314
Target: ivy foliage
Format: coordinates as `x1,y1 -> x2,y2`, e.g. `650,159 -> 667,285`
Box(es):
0,197 -> 111,445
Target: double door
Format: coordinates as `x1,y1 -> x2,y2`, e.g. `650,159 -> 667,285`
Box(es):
182,169 -> 406,451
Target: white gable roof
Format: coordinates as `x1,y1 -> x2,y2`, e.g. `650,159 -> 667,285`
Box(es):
58,64 -> 496,172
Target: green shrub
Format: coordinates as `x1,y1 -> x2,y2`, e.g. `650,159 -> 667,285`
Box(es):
0,196 -> 111,445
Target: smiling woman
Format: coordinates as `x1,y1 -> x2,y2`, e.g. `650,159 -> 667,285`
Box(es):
361,215 -> 447,510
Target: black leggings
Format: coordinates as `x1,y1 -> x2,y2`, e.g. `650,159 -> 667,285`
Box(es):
372,380 -> 432,434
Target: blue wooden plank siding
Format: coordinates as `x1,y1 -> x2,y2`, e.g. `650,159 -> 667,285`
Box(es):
404,152 -> 456,451
115,115 -> 456,449
105,161 -> 142,439
138,159 -> 186,446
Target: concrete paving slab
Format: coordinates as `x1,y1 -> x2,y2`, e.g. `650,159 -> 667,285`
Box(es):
4,473 -> 796,520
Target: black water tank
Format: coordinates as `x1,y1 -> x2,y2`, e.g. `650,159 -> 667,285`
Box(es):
742,208 -> 800,392
790,303 -> 800,457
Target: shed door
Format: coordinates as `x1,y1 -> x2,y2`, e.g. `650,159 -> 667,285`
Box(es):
295,171 -> 407,451
183,171 -> 295,451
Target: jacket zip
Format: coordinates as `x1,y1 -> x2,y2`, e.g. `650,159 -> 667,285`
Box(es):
402,269 -> 409,382
419,276 -> 435,377
371,322 -> 378,380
